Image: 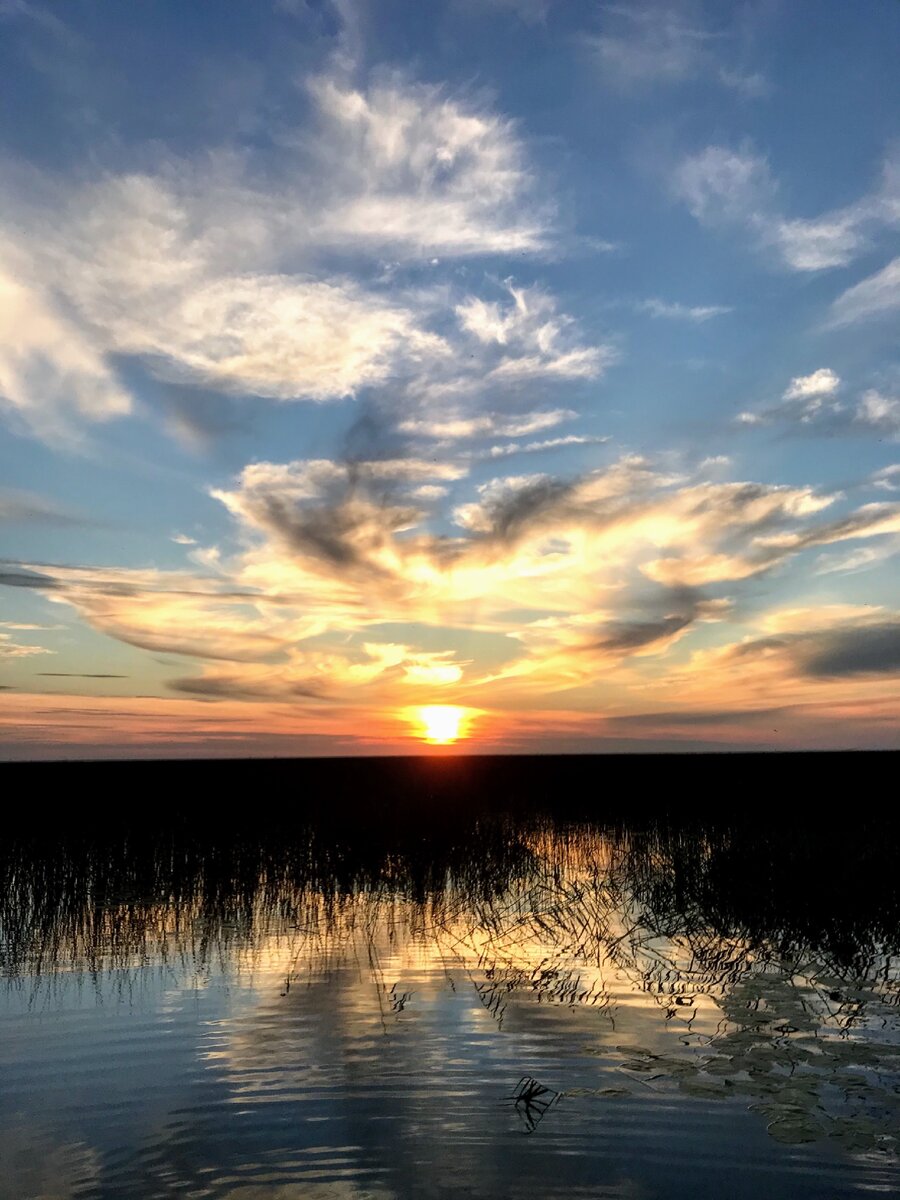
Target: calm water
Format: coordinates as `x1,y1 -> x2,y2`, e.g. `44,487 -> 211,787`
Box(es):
1,757 -> 899,1199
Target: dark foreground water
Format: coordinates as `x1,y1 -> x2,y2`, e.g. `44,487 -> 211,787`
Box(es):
1,755 -> 899,1199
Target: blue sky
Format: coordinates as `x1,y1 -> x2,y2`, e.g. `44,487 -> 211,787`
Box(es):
1,0 -> 899,756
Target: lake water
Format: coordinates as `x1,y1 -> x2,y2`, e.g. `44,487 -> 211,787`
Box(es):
1,756 -> 898,1199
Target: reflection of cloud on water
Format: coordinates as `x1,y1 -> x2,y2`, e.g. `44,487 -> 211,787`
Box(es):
214,829 -> 900,1167
3,813 -> 900,1189
0,1125 -> 100,1200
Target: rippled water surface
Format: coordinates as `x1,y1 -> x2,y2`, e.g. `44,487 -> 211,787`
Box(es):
1,756 -> 899,1198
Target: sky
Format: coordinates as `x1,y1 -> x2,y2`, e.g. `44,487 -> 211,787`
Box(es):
1,0 -> 899,758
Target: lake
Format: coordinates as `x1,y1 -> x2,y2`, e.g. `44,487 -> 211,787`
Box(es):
1,755 -> 898,1198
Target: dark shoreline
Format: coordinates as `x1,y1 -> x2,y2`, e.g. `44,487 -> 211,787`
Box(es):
2,749 -> 896,830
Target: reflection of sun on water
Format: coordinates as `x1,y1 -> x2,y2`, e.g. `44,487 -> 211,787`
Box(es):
417,705 -> 466,745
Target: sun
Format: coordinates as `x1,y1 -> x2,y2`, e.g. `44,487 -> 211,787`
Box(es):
417,705 -> 466,745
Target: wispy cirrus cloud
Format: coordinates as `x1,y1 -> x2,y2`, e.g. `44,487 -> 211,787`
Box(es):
0,255 -> 130,445
635,297 -> 732,321
585,5 -> 769,97
398,408 -> 576,441
307,75 -> 551,256
828,255 -> 900,327
0,632 -> 51,659
454,284 -> 612,382
673,145 -> 900,272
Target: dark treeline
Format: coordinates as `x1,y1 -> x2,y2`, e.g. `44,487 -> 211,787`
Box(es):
2,753 -> 899,984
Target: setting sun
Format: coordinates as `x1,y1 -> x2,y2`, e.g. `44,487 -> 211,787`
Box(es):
417,705 -> 467,745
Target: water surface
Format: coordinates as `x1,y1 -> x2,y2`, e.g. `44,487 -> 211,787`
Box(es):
2,756 -> 898,1198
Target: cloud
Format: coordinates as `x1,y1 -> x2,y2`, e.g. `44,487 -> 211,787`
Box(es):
855,390 -> 900,436
398,409 -> 576,440
737,366 -> 843,427
0,256 -> 130,443
673,145 -> 776,227
737,368 -> 900,440
308,75 -> 550,256
0,488 -> 84,524
454,284 -> 612,382
872,464 -> 900,492
0,632 -> 50,658
782,368 -> 840,401
8,451 -> 899,707
801,622 -> 900,677
385,284 -> 614,436
37,672 -> 127,678
3,447 -> 900,744
828,256 -> 900,326
635,298 -> 731,321
0,70 -> 566,442
708,609 -> 900,682
0,621 -> 59,630
0,568 -> 59,588
483,433 -> 608,460
585,6 -> 768,96
674,146 -> 900,272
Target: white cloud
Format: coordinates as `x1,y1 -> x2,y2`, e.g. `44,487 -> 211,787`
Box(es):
773,215 -> 866,271
0,71 -> 563,441
0,632 -> 51,659
0,254 -> 130,443
738,371 -> 900,440
408,484 -> 449,501
636,298 -> 731,321
856,390 -> 900,436
737,367 -> 843,428
308,76 -> 550,256
783,368 -> 840,401
673,145 -> 775,226
829,256 -> 900,326
485,434 -> 607,459
455,284 -> 612,382
675,145 -> 899,274
399,409 -> 576,440
122,272 -> 444,401
872,464 -> 900,492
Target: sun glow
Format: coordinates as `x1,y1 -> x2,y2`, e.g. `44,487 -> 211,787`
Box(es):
417,705 -> 467,745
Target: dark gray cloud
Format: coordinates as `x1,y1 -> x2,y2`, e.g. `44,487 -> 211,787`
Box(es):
592,614 -> 693,653
253,491 -> 418,578
169,675 -> 326,700
604,706 -> 788,728
480,478 -> 574,543
0,569 -> 58,589
802,622 -> 900,678
722,620 -> 900,679
37,672 -> 128,678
